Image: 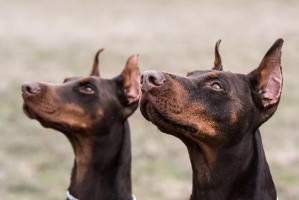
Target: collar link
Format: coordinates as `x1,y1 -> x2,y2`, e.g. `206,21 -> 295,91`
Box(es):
66,191 -> 79,200
66,191 -> 137,200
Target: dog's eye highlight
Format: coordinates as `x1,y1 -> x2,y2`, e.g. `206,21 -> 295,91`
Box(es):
79,84 -> 95,94
210,82 -> 222,90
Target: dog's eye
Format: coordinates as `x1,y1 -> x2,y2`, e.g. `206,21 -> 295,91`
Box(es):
211,82 -> 222,90
79,84 -> 95,94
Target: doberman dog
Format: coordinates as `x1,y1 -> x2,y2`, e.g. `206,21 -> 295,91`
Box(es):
140,39 -> 283,200
22,49 -> 140,200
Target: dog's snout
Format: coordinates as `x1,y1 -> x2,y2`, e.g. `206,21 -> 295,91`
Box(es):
22,82 -> 41,96
141,70 -> 165,92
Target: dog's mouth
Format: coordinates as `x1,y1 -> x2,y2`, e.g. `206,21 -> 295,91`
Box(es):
23,101 -> 70,132
140,96 -> 197,135
23,98 -> 56,117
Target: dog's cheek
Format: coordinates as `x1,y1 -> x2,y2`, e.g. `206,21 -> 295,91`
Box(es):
185,104 -> 218,138
196,119 -> 217,137
58,103 -> 93,130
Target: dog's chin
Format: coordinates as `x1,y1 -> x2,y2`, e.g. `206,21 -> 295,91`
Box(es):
23,103 -> 70,132
23,103 -> 38,119
140,99 -> 197,136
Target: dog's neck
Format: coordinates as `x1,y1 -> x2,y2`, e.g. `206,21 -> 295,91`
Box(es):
65,121 -> 132,200
185,130 -> 276,200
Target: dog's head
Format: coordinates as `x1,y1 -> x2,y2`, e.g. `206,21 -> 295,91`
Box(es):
140,39 -> 283,145
22,49 -> 140,135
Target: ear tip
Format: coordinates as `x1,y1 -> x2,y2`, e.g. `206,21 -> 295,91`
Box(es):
276,38 -> 284,43
97,48 -> 104,54
128,54 -> 139,62
125,54 -> 139,71
264,39 -> 284,58
215,39 -> 222,47
273,38 -> 284,50
213,39 -> 223,71
95,48 -> 104,59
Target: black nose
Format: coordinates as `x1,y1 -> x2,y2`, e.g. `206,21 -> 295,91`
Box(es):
141,70 -> 165,92
22,82 -> 41,96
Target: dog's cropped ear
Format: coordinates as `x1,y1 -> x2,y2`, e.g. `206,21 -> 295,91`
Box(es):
119,54 -> 141,117
121,55 -> 141,104
90,48 -> 104,77
248,39 -> 283,119
212,39 -> 223,71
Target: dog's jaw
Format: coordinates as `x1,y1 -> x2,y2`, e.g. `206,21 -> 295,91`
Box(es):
140,92 -> 198,136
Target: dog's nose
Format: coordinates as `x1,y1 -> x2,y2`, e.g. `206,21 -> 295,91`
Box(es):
22,82 -> 41,96
141,70 -> 165,92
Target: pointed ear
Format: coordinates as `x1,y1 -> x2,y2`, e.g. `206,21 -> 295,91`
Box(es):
248,39 -> 283,110
212,39 -> 223,71
121,54 -> 141,105
90,48 -> 104,76
120,54 -> 141,118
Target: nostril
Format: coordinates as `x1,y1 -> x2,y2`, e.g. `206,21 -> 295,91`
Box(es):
22,82 -> 41,95
148,74 -> 165,86
149,75 -> 158,86
25,85 -> 32,92
141,70 -> 165,92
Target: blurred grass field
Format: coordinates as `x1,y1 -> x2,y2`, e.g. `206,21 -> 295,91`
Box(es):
0,0 -> 299,199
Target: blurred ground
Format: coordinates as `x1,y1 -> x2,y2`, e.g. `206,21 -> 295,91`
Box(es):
0,0 -> 298,199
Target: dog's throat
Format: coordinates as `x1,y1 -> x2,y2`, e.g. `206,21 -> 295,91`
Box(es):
68,123 -> 133,199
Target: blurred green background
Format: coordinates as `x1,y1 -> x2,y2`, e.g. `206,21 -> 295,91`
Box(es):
1,0 -> 298,199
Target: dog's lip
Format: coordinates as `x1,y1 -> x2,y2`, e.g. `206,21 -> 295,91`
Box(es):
22,91 -> 34,100
153,108 -> 197,134
140,95 -> 150,121
140,94 -> 197,134
22,92 -> 27,99
23,102 -> 70,131
23,103 -> 37,119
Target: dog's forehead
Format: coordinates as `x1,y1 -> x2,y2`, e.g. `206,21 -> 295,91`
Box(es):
63,76 -> 102,84
185,70 -> 248,89
186,69 -> 241,79
79,76 -> 100,83
186,70 -> 211,77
